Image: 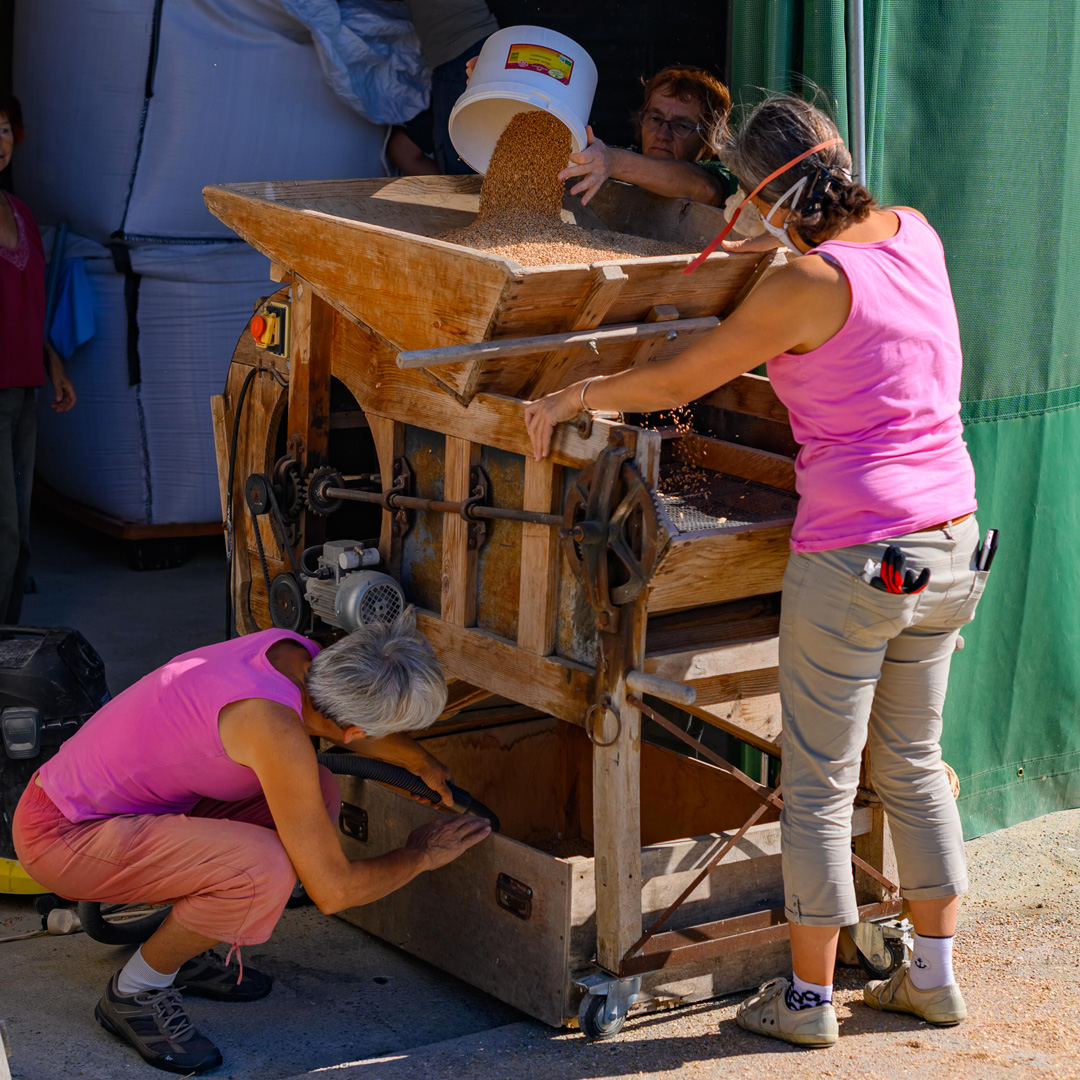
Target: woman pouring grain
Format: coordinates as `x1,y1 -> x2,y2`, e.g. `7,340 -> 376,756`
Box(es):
525,94 -> 984,1049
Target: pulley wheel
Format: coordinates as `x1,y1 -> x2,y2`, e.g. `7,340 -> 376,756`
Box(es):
245,473 -> 273,517
269,572 -> 308,631
273,455 -> 305,519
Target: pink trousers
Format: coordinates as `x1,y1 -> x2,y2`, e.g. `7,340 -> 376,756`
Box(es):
12,769 -> 341,946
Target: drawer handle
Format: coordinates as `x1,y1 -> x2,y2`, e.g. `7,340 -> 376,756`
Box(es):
495,873 -> 533,920
339,803 -> 368,842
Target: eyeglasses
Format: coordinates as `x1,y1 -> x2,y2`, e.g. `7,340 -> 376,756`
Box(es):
639,111 -> 702,140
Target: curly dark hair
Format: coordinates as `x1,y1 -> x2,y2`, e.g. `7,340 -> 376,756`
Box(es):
638,66 -> 731,159
723,94 -> 876,246
0,95 -> 26,144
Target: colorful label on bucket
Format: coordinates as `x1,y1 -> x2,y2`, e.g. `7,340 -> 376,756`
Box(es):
505,44 -> 574,85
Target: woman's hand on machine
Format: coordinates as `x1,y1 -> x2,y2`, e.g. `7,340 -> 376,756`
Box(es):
406,814 -> 492,870
524,386 -> 580,461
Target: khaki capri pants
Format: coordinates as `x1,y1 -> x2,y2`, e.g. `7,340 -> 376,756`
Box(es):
779,514 -> 985,926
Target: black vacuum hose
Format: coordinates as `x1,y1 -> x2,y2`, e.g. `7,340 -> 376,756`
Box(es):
317,752 -> 500,832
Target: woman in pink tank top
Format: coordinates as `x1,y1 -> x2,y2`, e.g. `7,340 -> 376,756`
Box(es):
525,95 -> 986,1048
12,610 -> 491,1073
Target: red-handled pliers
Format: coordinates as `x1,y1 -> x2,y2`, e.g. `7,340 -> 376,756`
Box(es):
872,545 -> 930,594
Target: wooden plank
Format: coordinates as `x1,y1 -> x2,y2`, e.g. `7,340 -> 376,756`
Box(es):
415,612 -> 594,725
516,457 -> 561,655
646,595 -> 781,655
648,524 -> 792,614
288,281 -> 333,469
698,372 -> 789,424
645,636 -> 779,682
396,315 -> 718,370
319,303 -> 618,470
441,437 -> 481,627
640,811 -> 871,881
336,778 -> 575,1028
491,251 -> 765,340
587,179 -> 730,249
210,394 -> 230,524
684,694 -> 784,755
593,428 -> 660,973
367,413 -> 404,576
268,260 -> 292,283
521,265 -> 629,398
688,667 -> 779,707
203,182 -> 515,352
628,305 -> 681,369
670,433 -> 797,494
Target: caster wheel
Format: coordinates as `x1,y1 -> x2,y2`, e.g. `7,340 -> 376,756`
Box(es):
858,937 -> 906,979
578,994 -> 626,1040
33,893 -> 62,919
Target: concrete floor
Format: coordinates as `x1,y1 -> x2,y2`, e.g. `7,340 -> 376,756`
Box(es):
2,509 -> 1078,1080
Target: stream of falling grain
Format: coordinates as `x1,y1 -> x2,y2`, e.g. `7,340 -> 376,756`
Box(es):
441,110 -> 693,266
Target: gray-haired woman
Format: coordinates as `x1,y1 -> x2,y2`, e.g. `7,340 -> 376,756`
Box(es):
13,612 -> 488,1074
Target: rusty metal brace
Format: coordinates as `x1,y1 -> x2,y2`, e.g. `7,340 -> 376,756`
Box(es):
460,465 -> 489,552
623,695 -> 899,964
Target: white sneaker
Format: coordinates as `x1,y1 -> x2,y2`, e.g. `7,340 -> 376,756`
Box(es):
736,977 -> 839,1047
863,962 -> 967,1025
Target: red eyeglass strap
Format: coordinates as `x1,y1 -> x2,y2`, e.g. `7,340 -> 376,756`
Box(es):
683,136 -> 845,274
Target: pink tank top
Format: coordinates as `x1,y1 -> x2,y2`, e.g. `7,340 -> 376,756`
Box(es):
766,210 -> 977,553
39,630 -> 320,822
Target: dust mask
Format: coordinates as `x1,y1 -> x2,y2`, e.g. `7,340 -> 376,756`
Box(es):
758,176 -> 809,256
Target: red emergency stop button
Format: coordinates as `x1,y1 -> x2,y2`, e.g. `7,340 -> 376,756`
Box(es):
250,315 -> 266,340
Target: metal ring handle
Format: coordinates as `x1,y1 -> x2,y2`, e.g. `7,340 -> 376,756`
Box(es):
584,695 -> 622,748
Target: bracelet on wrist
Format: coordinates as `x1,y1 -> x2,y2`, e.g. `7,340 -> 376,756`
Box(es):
580,376 -> 600,411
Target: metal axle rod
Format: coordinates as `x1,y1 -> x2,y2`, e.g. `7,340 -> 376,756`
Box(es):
323,486 -> 563,528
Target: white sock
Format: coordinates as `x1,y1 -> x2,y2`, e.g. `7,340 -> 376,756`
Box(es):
786,972 -> 833,1011
116,946 -> 179,996
909,933 -> 955,990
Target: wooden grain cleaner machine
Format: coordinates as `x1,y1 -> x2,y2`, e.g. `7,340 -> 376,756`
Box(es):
206,174 -> 904,1035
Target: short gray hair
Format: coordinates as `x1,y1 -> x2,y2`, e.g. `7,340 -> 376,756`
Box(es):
305,606 -> 448,738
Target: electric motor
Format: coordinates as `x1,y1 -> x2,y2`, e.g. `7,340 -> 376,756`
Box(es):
303,540 -> 405,632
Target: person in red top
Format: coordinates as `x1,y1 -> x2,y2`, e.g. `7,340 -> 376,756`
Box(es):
0,95 -> 76,624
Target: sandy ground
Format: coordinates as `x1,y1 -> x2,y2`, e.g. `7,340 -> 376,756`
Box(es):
3,808 -> 1074,1080
303,808 -> 1080,1080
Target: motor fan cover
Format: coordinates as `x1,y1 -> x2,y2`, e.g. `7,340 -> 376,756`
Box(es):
335,571 -> 405,631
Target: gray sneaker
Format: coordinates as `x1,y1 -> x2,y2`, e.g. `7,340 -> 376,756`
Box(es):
174,949 -> 273,1002
863,962 -> 967,1025
94,972 -> 223,1074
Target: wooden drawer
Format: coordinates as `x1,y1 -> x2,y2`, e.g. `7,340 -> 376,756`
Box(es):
335,716 -> 874,1027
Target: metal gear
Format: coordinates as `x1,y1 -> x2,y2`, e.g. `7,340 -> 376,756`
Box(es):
305,465 -> 345,516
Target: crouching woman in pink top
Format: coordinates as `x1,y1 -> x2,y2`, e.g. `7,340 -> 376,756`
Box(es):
13,610 -> 490,1074
525,95 -> 985,1049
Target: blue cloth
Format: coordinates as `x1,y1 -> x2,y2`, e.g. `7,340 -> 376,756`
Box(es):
49,258 -> 95,361
278,0 -> 430,125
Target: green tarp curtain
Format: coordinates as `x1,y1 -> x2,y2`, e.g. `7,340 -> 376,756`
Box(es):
732,1 -> 1080,837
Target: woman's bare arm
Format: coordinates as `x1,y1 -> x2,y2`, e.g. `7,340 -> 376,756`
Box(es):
220,701 -> 488,913
524,254 -> 850,460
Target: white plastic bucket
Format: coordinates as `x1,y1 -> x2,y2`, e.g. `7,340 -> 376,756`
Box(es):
448,25 -> 597,175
